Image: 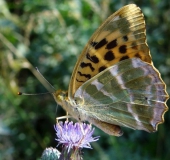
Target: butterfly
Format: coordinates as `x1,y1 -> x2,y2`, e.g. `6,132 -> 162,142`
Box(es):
53,4 -> 169,136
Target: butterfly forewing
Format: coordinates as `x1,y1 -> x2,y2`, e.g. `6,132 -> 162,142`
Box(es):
69,4 -> 151,98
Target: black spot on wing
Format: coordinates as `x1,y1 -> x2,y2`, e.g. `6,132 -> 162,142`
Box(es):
78,71 -> 91,79
86,53 -> 99,63
99,66 -> 106,73
119,56 -> 129,61
76,79 -> 85,83
123,35 -> 128,41
119,45 -> 127,53
104,51 -> 115,61
95,38 -> 108,49
90,41 -> 98,47
106,39 -> 117,49
80,62 -> 94,71
135,53 -> 141,59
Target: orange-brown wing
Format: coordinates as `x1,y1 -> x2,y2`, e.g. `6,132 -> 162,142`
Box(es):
68,4 -> 151,98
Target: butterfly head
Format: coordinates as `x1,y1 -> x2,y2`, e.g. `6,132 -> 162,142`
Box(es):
53,90 -> 68,106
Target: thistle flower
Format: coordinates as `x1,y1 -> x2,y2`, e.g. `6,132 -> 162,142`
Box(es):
54,121 -> 99,160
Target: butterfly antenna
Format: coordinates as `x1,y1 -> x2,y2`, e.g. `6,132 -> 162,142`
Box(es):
35,67 -> 56,92
18,91 -> 53,96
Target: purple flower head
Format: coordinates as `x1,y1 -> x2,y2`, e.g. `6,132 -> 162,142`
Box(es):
54,121 -> 99,152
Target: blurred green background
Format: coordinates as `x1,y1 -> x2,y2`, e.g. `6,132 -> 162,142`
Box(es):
0,0 -> 170,159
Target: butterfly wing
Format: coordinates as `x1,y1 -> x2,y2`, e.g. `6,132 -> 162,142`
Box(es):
69,4 -> 151,98
74,58 -> 168,133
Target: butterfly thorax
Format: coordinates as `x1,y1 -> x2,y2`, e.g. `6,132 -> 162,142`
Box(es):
53,90 -> 85,121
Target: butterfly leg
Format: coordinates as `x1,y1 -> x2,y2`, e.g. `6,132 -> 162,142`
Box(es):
56,113 -> 72,123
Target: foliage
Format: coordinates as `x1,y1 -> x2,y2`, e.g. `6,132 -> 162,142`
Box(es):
0,0 -> 170,159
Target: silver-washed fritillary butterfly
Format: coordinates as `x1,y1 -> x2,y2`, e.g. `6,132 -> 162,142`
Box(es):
53,4 -> 169,136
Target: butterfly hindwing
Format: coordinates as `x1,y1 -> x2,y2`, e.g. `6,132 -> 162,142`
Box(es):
74,58 -> 168,132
